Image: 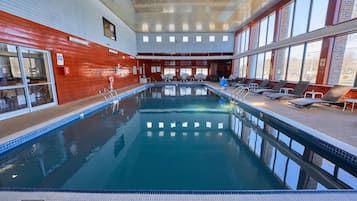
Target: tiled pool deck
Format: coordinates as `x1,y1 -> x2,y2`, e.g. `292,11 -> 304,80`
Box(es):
0,81 -> 356,200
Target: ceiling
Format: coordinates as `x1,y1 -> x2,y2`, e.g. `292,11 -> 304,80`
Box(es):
100,0 -> 279,33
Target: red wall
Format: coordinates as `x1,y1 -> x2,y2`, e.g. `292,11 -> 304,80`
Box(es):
138,59 -> 232,81
0,11 -> 139,104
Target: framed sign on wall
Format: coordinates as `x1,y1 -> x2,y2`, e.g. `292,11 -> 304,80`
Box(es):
103,17 -> 116,41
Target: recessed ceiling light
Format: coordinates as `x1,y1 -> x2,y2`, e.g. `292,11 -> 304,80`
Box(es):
209,23 -> 215,31
196,23 -> 202,31
182,23 -> 189,31
155,24 -> 162,31
169,24 -> 175,32
142,23 -> 149,32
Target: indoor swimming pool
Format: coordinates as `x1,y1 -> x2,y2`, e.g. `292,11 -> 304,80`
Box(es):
0,85 -> 356,191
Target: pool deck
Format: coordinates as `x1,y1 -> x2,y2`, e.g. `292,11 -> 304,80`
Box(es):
0,81 -> 356,200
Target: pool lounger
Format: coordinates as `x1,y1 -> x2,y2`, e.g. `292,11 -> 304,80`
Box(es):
289,85 -> 352,108
265,81 -> 309,100
253,80 -> 286,95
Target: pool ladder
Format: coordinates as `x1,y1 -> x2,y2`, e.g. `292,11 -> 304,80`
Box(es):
230,86 -> 250,101
98,87 -> 119,102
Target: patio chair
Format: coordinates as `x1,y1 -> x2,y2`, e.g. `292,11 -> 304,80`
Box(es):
289,85 -> 352,108
265,81 -> 309,100
253,80 -> 287,95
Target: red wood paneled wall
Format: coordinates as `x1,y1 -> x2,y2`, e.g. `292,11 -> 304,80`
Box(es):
0,11 -> 139,104
138,59 -> 232,81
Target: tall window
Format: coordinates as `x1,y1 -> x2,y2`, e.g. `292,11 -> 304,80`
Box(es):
259,17 -> 268,47
250,23 -> 260,49
255,53 -> 265,79
302,40 -> 322,83
238,57 -> 247,78
329,32 -> 357,86
249,55 -> 257,78
267,13 -> 276,44
287,44 -> 304,81
263,51 -> 272,79
274,47 -> 289,80
180,68 -> 192,76
292,0 -> 310,37
309,0 -> 328,32
338,0 -> 357,23
278,2 -> 294,41
237,28 -> 250,53
196,68 -> 208,76
164,68 -> 175,75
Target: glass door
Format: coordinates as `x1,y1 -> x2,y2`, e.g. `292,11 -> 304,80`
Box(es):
0,43 -> 28,118
0,43 -> 57,120
20,47 -> 57,110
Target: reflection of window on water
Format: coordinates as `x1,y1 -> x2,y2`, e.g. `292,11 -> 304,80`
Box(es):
114,135 -> 125,157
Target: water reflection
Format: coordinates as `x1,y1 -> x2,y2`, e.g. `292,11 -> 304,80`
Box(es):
230,105 -> 356,189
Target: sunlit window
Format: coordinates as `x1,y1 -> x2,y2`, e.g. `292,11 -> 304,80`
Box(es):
338,0 -> 357,23
170,132 -> 176,137
147,131 -> 152,137
158,122 -> 164,128
196,68 -> 208,76
194,132 -> 199,136
278,2 -> 294,41
196,35 -> 202,42
156,36 -> 162,42
302,40 -> 322,83
143,35 -> 149,42
169,36 -> 175,42
287,44 -> 304,81
292,0 -> 310,37
209,35 -> 215,42
159,131 -> 164,137
329,32 -> 357,86
182,36 -> 189,42
171,122 -> 176,128
218,123 -> 223,129
274,47 -> 289,80
309,0 -> 328,31
223,35 -> 229,42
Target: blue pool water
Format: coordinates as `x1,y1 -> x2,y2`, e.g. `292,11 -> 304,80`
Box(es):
0,85 -> 356,191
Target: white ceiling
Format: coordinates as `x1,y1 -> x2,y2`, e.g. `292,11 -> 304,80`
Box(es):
100,0 -> 280,33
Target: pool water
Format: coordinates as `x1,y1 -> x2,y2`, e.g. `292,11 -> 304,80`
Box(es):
0,86 -> 355,191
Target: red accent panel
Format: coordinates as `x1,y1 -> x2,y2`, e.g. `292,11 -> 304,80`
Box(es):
0,11 -> 139,104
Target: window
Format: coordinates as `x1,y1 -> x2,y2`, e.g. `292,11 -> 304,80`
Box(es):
169,36 -> 175,42
238,57 -> 247,78
267,12 -> 276,44
274,47 -> 289,80
209,35 -> 215,42
255,53 -> 265,79
196,35 -> 202,42
263,51 -> 272,79
292,0 -> 310,37
250,23 -> 260,49
164,68 -> 175,75
302,40 -> 322,83
287,44 -> 304,81
156,36 -> 162,42
278,2 -> 294,41
237,28 -> 250,53
249,55 -> 257,78
259,17 -> 268,47
143,35 -> 149,42
223,35 -> 229,42
329,32 -> 357,86
196,68 -> 208,76
309,0 -> 328,31
338,0 -> 357,23
182,36 -> 189,42
180,68 -> 192,76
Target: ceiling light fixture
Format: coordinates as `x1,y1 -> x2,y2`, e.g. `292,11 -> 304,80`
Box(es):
68,36 -> 89,46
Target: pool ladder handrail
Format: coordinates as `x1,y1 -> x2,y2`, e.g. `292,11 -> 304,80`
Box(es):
98,87 -> 119,101
231,86 -> 250,100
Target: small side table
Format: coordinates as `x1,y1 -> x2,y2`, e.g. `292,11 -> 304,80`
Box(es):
304,91 -> 324,99
279,87 -> 294,94
343,98 -> 357,112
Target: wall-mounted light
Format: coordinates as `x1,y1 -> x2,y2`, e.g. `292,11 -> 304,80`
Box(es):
108,49 -> 118,54
68,36 -> 89,46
